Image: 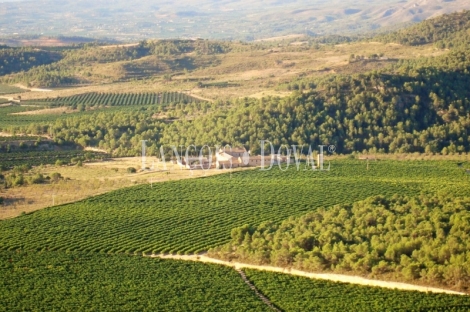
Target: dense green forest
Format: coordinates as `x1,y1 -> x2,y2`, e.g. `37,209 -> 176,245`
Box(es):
210,194 -> 470,291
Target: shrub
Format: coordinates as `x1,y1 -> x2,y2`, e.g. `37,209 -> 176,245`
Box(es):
50,172 -> 62,182
127,167 -> 137,174
28,173 -> 45,185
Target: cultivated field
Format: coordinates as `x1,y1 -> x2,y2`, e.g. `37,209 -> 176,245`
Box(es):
1,159 -> 470,311
0,158 -> 249,219
1,160 -> 468,255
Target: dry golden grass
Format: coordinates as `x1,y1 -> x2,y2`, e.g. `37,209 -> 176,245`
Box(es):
11,107 -> 70,115
246,90 -> 292,99
254,34 -> 306,42
0,157 -> 252,220
100,43 -> 139,49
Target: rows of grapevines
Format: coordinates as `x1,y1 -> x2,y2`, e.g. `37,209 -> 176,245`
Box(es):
0,250 -> 270,312
243,269 -> 470,311
1,160 -> 467,255
28,92 -> 201,107
0,150 -> 108,168
0,104 -> 142,129
0,105 -> 67,129
0,136 -> 42,142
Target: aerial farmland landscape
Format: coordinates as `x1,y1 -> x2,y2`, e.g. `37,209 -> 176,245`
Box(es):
1,0 -> 470,311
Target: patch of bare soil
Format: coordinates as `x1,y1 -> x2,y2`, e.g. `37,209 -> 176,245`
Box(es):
11,107 -> 70,115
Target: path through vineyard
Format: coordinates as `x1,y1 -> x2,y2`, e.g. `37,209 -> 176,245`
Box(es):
236,268 -> 281,311
152,254 -> 467,296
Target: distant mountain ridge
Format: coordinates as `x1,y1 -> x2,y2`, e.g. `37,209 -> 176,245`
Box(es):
0,0 -> 470,41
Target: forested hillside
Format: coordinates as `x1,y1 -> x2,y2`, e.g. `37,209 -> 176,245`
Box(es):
4,46 -> 470,156
0,46 -> 61,76
161,49 -> 470,154
376,10 -> 470,48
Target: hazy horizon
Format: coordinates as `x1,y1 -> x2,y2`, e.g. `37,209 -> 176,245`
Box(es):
1,0 -> 469,41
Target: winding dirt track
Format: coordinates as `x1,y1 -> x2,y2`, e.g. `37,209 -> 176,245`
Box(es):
151,254 -> 467,296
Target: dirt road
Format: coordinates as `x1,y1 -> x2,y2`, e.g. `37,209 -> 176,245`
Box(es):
151,254 -> 467,296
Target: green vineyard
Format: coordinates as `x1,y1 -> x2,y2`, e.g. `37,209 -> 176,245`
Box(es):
0,150 -> 108,168
0,104 -> 149,129
0,251 -> 270,312
243,269 -> 470,311
0,105 -> 68,129
0,160 -> 468,255
26,91 -> 201,107
1,160 -> 470,310
0,135 -> 42,142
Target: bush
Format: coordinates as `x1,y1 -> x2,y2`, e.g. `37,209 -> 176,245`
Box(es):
50,172 -> 62,182
13,164 -> 30,174
2,173 -> 25,187
11,174 -> 24,187
127,167 -> 137,174
55,159 -> 64,167
28,173 -> 45,185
